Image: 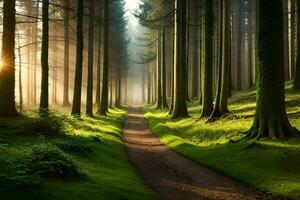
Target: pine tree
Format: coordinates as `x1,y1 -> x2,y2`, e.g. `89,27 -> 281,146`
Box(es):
86,0 -> 95,116
294,0 -> 300,90
71,0 -> 84,116
63,0 -> 70,106
0,0 -> 17,117
172,0 -> 189,119
40,0 -> 49,111
200,0 -> 214,118
161,28 -> 168,108
99,0 -> 109,116
245,0 -> 299,139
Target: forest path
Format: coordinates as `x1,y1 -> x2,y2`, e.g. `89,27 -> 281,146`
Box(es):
122,108 -> 286,200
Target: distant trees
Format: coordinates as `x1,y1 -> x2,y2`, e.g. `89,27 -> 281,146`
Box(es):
0,0 -> 128,117
0,0 -> 17,117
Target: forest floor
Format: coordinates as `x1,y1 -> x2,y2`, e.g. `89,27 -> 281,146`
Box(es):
0,108 -> 157,200
123,108 -> 286,200
143,81 -> 300,200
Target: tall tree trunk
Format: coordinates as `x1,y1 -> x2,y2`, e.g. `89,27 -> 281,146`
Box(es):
161,28 -> 168,108
248,0 -> 254,88
32,3 -> 39,106
147,66 -> 151,104
109,68 -> 113,108
172,0 -> 189,119
156,32 -> 162,108
199,0 -> 204,105
219,0 -> 230,115
99,0 -> 109,116
294,0 -> 300,89
63,0 -> 70,106
169,28 -> 175,114
116,71 -> 120,107
17,30 -> 23,112
236,0 -> 242,90
209,0 -> 223,120
115,69 -> 121,107
283,0 -> 290,80
246,0 -> 299,139
185,0 -> 190,102
290,0 -> 296,79
96,13 -> 102,108
40,0 -> 49,111
0,0 -> 17,116
71,0 -> 84,115
27,5 -> 32,106
200,0 -> 214,118
52,23 -> 58,104
86,0 -> 94,116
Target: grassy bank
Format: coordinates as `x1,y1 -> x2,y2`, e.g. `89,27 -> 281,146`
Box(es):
144,82 -> 300,200
0,108 -> 158,200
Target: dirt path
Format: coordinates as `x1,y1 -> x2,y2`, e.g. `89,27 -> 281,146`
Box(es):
122,108 -> 287,200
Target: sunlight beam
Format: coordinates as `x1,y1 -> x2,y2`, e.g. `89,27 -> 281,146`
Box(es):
125,0 -> 140,26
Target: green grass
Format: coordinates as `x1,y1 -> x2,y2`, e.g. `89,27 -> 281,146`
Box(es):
0,108 -> 158,200
144,81 -> 300,200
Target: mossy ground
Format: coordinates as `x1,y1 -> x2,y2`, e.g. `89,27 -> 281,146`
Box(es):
144,81 -> 300,200
0,108 -> 158,200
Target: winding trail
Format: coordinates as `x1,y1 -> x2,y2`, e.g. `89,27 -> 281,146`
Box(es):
122,108 -> 287,200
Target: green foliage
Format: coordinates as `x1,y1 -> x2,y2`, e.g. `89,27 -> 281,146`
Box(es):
23,144 -> 82,179
4,111 -> 67,136
24,112 -> 66,135
0,166 -> 40,190
53,137 -> 92,155
0,109 -> 157,200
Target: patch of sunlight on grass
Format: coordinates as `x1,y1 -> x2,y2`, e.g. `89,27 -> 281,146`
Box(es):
143,82 -> 300,200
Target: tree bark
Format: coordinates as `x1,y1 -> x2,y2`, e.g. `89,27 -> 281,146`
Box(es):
40,0 -> 49,111
172,0 -> 189,119
219,0 -> 230,115
209,0 -> 223,120
161,28 -> 168,108
156,32 -> 162,109
200,0 -> 214,118
0,0 -> 17,117
169,28 -> 175,114
86,0 -> 95,116
32,2 -> 39,106
294,0 -> 300,89
99,0 -> 109,115
96,9 -> 102,108
236,0 -> 242,90
63,0 -> 70,106
71,0 -> 84,116
246,0 -> 299,139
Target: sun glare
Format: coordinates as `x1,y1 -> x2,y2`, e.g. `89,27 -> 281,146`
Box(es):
125,0 -> 140,26
125,0 -> 140,11
0,59 -> 3,73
